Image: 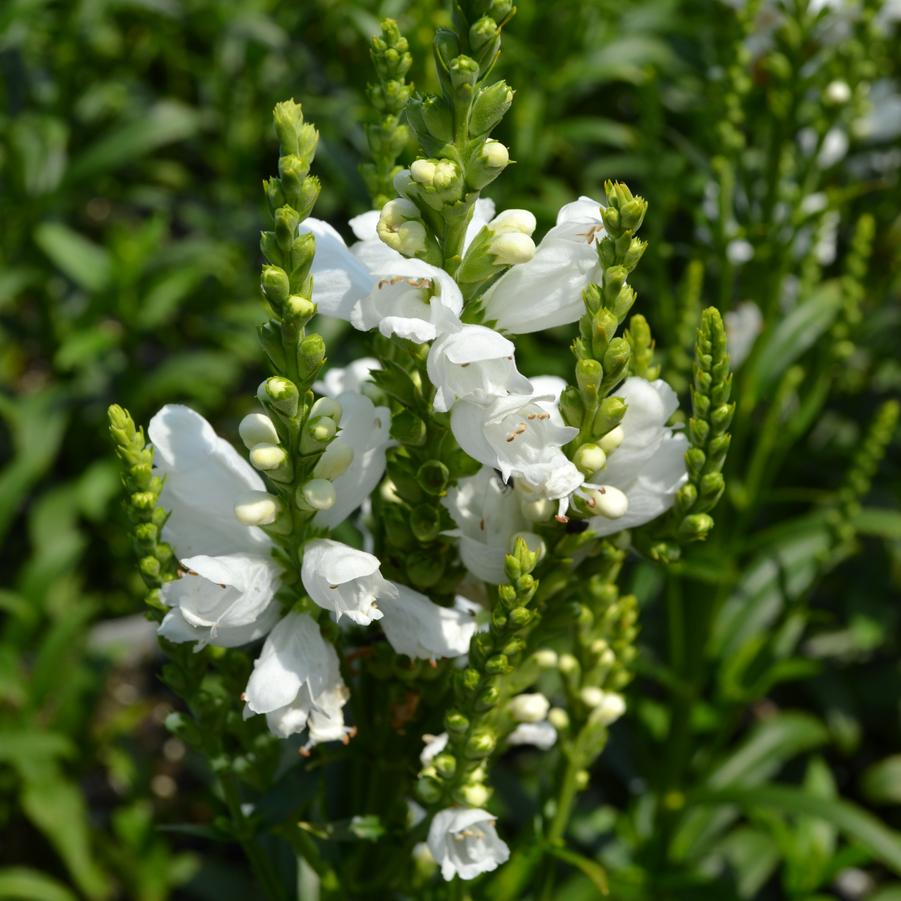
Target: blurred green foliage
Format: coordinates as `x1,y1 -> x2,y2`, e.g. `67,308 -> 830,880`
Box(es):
1,0 -> 899,898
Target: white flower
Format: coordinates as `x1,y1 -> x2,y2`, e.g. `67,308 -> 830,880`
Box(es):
481,196 -> 604,334
588,691 -> 627,727
149,405 -> 280,648
724,302 -> 763,368
450,386 -> 583,502
427,315 -> 531,413
380,585 -> 476,660
243,612 -> 350,745
301,539 -> 397,625
313,392 -> 392,529
580,378 -> 689,537
427,808 -> 510,881
506,721 -> 557,750
314,357 -> 380,399
508,693 -> 550,723
420,731 -> 449,766
442,467 -> 529,584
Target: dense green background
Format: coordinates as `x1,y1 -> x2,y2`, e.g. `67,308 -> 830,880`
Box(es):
1,0 -> 899,898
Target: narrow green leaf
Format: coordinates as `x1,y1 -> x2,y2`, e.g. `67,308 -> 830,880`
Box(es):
0,867 -> 78,901
862,756 -> 901,806
34,223 -> 112,293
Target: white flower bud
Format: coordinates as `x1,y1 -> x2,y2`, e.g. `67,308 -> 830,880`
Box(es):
308,416 -> 338,443
310,397 -> 342,421
533,649 -> 558,669
238,413 -> 278,449
489,232 -> 535,265
825,80 -> 851,105
510,531 -> 545,562
313,440 -> 354,480
591,692 -> 627,726
396,220 -> 428,255
573,443 -> 607,476
599,648 -> 616,668
481,140 -> 509,169
490,209 -> 537,236
508,693 -> 550,724
580,686 -> 605,708
584,485 -> 629,519
411,158 -> 437,186
249,443 -> 287,471
726,239 -> 754,265
381,197 -> 421,226
380,478 -> 401,504
558,653 -> 579,675
547,707 -> 570,731
234,491 -> 280,526
299,479 -> 336,511
590,639 -> 609,656
598,426 -> 624,454
520,497 -> 555,523
460,783 -> 491,807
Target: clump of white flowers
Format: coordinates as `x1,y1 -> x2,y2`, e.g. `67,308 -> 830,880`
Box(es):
110,8 -> 733,895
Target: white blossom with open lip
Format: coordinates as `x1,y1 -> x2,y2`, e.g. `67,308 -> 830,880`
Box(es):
313,392 -> 393,530
243,612 -> 350,745
450,384 -> 583,502
301,539 -> 397,626
379,584 -> 476,660
427,808 -> 511,882
427,311 -> 531,413
481,196 -> 605,334
149,404 -> 280,648
581,377 -> 689,537
442,467 -> 529,584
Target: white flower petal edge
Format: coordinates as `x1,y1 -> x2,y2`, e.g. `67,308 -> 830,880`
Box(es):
442,467 -> 528,584
314,392 -> 393,529
380,584 -> 476,660
420,731 -> 450,766
482,195 -> 605,334
427,808 -> 510,882
149,404 -> 271,559
506,720 -> 557,750
314,357 -> 381,398
301,539 -> 397,625
243,612 -> 351,746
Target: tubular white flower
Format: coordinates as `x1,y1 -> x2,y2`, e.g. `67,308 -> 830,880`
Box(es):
427,808 -> 510,882
582,378 -> 689,537
482,195 -> 605,334
243,612 -> 351,745
506,720 -> 557,750
450,388 -> 583,502
301,539 -> 397,625
380,584 -> 476,660
149,405 -> 280,648
442,467 -> 529,584
427,313 -> 531,413
313,392 -> 392,529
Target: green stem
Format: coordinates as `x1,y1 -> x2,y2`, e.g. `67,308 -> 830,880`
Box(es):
537,748 -> 583,901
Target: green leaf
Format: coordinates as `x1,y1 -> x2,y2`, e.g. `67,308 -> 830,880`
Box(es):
20,772 -> 111,900
65,100 -> 200,183
0,732 -> 75,772
34,223 -> 112,293
542,845 -> 609,895
0,867 -> 78,901
687,785 -> 901,877
862,756 -> 901,806
854,508 -> 901,541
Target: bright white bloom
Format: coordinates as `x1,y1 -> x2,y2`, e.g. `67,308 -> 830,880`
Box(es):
481,196 -> 605,334
301,539 -> 397,626
427,808 -> 510,882
442,467 -> 529,584
724,302 -> 763,368
149,405 -> 280,648
508,693 -> 550,723
314,357 -> 380,399
427,313 -> 531,412
380,585 -> 476,660
313,392 -> 392,529
451,384 -> 582,502
587,691 -> 627,727
507,720 -> 557,750
580,378 -> 689,537
420,731 -> 449,766
243,612 -> 350,745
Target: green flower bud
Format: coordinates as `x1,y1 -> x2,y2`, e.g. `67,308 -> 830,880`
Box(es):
602,337 -> 631,383
296,478 -> 336,512
678,512 -> 714,541
574,443 -> 607,476
417,459 -> 450,496
433,29 -> 461,71
576,358 -> 603,400
465,730 -> 496,758
459,782 -> 491,807
410,504 -> 442,543
298,333 -> 326,377
592,396 -> 627,437
261,265 -> 290,308
469,16 -> 499,54
307,416 -> 337,444
274,205 -> 301,251
258,321 -> 287,371
559,385 -> 585,427
434,753 -> 457,778
469,80 -> 514,136
449,54 -> 480,91
415,776 -> 443,805
285,295 -> 316,327
258,377 -> 299,417
290,231 -> 316,283
485,654 -> 509,674
445,710 -> 470,733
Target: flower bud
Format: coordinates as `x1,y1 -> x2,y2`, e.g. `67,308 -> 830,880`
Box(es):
261,265 -> 290,308
285,295 -> 316,326
547,707 -> 570,731
307,416 -> 337,444
558,653 -> 579,676
297,478 -> 336,511
576,358 -> 603,399
415,776 -> 443,805
489,232 -> 535,265
465,730 -> 496,758
313,440 -> 354,480
258,376 -> 299,417
482,140 -> 509,169
520,496 -> 555,523
490,209 -> 536,235
445,710 -> 470,734
433,753 -> 457,779
598,425 -> 625,454
459,782 -> 491,807
508,693 -> 550,724
580,686 -> 605,708
310,397 -> 342,421
469,80 -> 514,136
533,649 -> 558,669
825,80 -> 851,105
249,443 -> 288,471
449,54 -> 480,90
234,491 -> 280,526
470,16 -> 499,53
585,485 -> 629,520
589,692 -> 627,726
298,333 -> 326,376
510,531 -> 545,563
239,413 -> 279,449
573,443 -> 607,476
